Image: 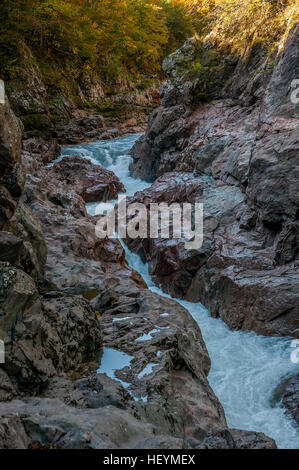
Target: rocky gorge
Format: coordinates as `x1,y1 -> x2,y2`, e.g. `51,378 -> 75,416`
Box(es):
0,20 -> 298,450
129,24 -> 299,339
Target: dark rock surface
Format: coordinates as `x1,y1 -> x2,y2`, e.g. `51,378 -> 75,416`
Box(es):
4,41 -> 159,145
3,202 -> 47,281
0,396 -> 276,449
55,114 -> 106,144
272,374 -> 299,426
47,155 -> 125,203
0,262 -> 102,401
0,94 -> 24,229
127,24 -> 299,338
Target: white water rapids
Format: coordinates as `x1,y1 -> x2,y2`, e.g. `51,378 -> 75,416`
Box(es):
61,133 -> 299,449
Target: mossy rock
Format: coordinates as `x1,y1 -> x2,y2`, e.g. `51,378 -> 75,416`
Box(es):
21,113 -> 53,132
163,38 -> 233,103
83,288 -> 101,301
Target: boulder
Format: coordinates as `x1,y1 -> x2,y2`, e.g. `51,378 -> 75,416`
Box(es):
0,397 -> 186,449
4,202 -> 47,281
10,144 -> 277,449
0,95 -> 23,169
47,155 -> 125,202
272,375 -> 299,426
0,262 -> 102,399
0,231 -> 24,265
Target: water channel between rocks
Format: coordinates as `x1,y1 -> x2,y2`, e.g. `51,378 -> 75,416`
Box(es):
60,133 -> 299,449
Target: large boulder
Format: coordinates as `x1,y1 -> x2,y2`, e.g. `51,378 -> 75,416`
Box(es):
0,262 -> 102,400
47,156 -> 125,203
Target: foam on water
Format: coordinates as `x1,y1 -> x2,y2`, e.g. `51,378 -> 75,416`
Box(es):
122,238 -> 299,449
61,133 -> 148,216
136,328 -> 160,342
62,133 -> 299,449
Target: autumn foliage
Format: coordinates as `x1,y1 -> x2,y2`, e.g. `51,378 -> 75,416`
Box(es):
0,0 -> 297,85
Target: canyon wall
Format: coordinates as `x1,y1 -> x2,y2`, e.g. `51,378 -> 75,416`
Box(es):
128,24 -> 299,338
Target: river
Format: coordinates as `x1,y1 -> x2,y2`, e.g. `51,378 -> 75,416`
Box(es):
61,133 -> 299,449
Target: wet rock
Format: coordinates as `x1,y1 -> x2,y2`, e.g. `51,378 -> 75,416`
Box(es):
0,92 -> 24,230
4,202 -> 47,281
47,155 -> 125,202
6,44 -> 48,119
0,87 -> 278,448
0,95 -> 23,168
189,263 -> 299,338
12,147 -> 276,448
21,138 -> 61,172
272,375 -> 299,426
99,128 -> 120,140
93,283 -> 232,445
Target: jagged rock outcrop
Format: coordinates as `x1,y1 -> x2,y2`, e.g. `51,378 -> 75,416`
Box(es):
3,202 -> 47,281
272,374 -> 299,426
0,263 -> 102,401
128,24 -> 299,338
0,94 -> 24,229
47,156 -> 125,202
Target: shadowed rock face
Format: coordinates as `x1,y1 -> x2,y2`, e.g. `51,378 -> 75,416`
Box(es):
0,264 -> 102,400
127,24 -> 299,338
0,95 -> 24,229
0,396 -> 276,449
272,375 -> 299,426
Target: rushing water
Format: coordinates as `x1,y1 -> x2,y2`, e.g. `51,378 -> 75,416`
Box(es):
61,134 -> 299,449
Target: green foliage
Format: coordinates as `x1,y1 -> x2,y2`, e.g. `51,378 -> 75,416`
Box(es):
0,0 -> 202,86
0,0 -> 296,91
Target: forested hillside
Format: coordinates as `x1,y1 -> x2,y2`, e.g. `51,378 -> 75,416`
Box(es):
0,1 -> 297,136
0,1 -> 198,87
1,1 -> 297,87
